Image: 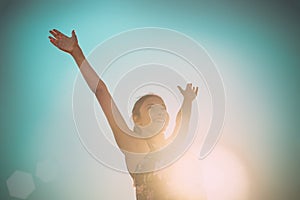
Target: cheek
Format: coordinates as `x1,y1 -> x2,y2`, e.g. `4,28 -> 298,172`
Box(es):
145,115 -> 152,125
163,113 -> 169,123
165,115 -> 170,127
137,111 -> 152,126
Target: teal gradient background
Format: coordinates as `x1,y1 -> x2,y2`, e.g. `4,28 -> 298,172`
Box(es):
0,0 -> 299,199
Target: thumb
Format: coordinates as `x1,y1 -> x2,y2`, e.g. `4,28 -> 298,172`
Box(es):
72,30 -> 77,39
177,85 -> 184,94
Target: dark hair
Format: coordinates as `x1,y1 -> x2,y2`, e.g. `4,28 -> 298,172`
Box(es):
132,94 -> 163,120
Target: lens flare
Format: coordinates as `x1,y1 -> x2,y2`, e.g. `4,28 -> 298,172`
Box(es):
163,152 -> 206,199
202,146 -> 249,200
162,146 -> 249,200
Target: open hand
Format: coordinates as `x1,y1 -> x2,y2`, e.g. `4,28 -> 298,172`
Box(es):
177,83 -> 198,101
48,29 -> 78,54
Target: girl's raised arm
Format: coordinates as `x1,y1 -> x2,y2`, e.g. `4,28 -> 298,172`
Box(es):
49,29 -> 149,153
165,83 -> 198,145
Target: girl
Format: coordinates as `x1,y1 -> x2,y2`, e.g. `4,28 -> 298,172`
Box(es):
49,29 -> 198,199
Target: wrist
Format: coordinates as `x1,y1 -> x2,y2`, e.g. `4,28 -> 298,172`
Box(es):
70,45 -> 86,68
70,45 -> 83,57
183,97 -> 194,103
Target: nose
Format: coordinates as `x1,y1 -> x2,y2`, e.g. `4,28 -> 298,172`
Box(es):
149,105 -> 167,119
158,109 -> 166,117
156,106 -> 166,115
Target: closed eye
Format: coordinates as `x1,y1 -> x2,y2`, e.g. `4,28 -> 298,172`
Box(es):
147,104 -> 154,110
147,104 -> 166,111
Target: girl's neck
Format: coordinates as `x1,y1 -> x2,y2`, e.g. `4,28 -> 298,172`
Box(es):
146,132 -> 166,151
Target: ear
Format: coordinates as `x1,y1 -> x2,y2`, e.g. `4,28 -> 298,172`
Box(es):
132,114 -> 140,124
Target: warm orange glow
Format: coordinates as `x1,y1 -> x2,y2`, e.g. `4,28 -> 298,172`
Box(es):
162,146 -> 249,200
164,153 -> 206,199
202,146 -> 249,200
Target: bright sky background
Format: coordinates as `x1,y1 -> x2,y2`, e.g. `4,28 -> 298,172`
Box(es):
0,0 -> 299,199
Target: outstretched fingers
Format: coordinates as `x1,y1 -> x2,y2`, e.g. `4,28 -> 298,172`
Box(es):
177,85 -> 184,94
48,36 -> 58,46
49,30 -> 57,37
53,29 -> 65,37
50,29 -> 68,40
177,83 -> 198,99
49,30 -> 60,39
195,86 -> 199,95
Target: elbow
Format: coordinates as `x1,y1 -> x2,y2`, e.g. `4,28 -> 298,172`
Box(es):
95,80 -> 106,95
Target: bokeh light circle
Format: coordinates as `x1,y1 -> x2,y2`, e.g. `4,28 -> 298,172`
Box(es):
72,27 -> 225,173
201,146 -> 250,200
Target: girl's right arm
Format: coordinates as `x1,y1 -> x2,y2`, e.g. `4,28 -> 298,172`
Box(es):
49,29 -> 149,153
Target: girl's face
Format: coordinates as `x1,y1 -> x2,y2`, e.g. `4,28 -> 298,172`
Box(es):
134,96 -> 169,137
